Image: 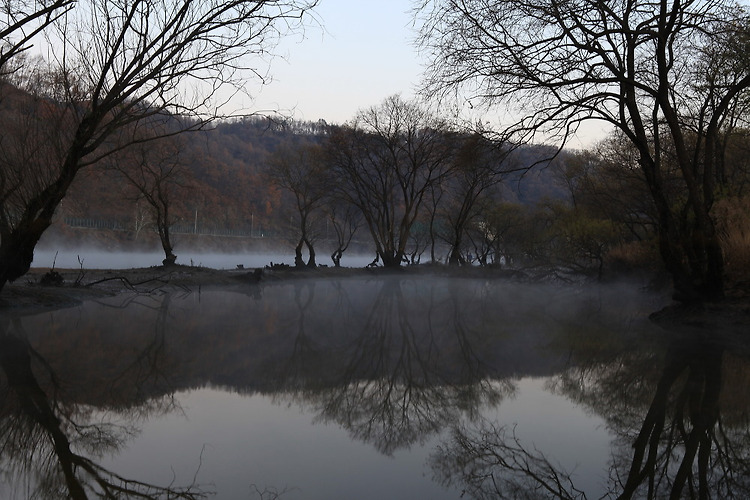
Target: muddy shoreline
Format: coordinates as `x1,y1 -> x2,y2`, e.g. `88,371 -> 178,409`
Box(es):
1,265 -> 260,313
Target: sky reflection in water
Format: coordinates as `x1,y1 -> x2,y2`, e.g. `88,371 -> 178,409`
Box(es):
2,276 -> 749,499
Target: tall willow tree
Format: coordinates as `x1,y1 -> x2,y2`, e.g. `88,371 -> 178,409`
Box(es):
326,96 -> 456,268
0,0 -> 318,291
417,0 -> 750,301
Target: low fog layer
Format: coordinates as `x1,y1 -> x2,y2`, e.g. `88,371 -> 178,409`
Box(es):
3,275 -> 722,500
31,248 -> 375,270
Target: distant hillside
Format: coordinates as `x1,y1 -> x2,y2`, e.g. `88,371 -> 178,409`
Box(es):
1,80 -> 573,257
0,91 -> 573,256
501,144 -> 569,205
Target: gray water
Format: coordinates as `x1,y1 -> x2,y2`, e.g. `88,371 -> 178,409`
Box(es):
2,276 -> 749,499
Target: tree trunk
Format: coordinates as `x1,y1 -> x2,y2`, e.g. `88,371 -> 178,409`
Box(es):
641,154 -> 725,303
657,214 -> 724,303
305,238 -> 316,268
162,252 -> 177,266
0,156 -> 76,291
448,231 -> 466,266
294,238 -> 305,268
0,227 -> 45,291
158,225 -> 177,266
379,250 -> 403,268
331,249 -> 342,267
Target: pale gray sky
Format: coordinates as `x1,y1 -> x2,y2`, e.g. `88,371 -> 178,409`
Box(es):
243,0 -> 607,146
249,0 -> 423,124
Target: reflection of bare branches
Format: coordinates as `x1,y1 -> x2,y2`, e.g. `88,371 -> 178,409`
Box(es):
316,378 -> 461,456
85,274 -> 190,294
249,483 -> 295,499
428,315 -> 750,500
271,281 -> 333,395
552,330 -> 750,499
0,312 -> 208,499
103,294 -> 179,409
430,421 -> 587,500
445,281 -> 510,420
313,279 -> 467,454
612,339 -> 738,500
92,288 -> 193,312
277,277 -> 512,456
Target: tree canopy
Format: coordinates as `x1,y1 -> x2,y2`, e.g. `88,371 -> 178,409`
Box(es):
417,0 -> 750,300
0,0 -> 318,290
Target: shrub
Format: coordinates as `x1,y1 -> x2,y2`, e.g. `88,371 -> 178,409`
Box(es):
714,196 -> 750,284
605,240 -> 662,275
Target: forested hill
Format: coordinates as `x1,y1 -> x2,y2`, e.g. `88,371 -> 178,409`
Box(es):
60,116 -> 568,239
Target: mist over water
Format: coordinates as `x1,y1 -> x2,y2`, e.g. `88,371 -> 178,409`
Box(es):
31,248 -> 375,269
3,275 -> 748,499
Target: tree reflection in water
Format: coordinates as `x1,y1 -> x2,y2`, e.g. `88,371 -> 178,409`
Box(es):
431,317 -> 750,499
0,302 -> 209,500
273,277 -> 514,456
9,276 -> 742,499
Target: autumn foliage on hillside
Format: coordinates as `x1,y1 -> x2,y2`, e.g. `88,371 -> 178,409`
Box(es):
59,117 -> 323,239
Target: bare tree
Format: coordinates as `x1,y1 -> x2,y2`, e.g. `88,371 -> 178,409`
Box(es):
439,133 -> 510,265
0,0 -> 74,77
112,131 -> 194,266
325,95 -> 456,268
268,140 -> 326,268
0,0 -> 318,291
325,200 -> 361,267
417,0 -> 750,301
0,314 -> 209,499
0,60 -> 76,270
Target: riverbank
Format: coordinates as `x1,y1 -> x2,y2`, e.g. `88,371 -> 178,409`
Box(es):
0,263 -> 532,313
1,265 -> 263,313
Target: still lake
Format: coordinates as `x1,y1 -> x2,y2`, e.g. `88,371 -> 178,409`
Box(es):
2,275 -> 749,499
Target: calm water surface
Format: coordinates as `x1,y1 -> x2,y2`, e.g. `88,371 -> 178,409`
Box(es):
2,276 -> 749,499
